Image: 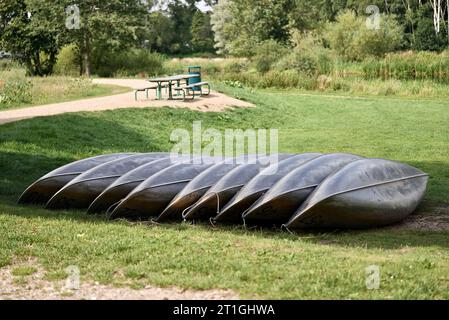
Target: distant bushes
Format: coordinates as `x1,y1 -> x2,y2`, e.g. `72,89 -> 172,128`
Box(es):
164,57 -> 248,77
325,10 -> 403,62
0,59 -> 13,71
275,31 -> 334,76
54,46 -> 166,78
54,45 -> 80,76
92,49 -> 165,77
251,40 -> 288,73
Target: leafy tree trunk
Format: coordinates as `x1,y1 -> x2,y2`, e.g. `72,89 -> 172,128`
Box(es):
25,58 -> 35,76
33,52 -> 42,76
83,32 -> 92,77
447,0 -> 449,43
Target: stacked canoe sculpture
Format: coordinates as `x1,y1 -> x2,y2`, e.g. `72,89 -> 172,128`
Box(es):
18,152 -> 429,230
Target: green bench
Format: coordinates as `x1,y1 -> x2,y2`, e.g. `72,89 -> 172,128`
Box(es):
173,82 -> 211,101
133,85 -> 160,101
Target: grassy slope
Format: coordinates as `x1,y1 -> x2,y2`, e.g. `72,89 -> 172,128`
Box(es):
0,86 -> 448,299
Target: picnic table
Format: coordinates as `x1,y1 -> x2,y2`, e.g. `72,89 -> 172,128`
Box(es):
148,74 -> 197,100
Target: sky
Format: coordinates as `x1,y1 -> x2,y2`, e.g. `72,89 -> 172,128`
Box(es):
197,0 -> 212,12
152,0 -> 213,12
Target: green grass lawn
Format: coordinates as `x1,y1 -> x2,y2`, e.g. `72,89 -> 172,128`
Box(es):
0,85 -> 448,299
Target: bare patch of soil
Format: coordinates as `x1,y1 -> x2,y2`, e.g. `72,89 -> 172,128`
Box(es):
0,259 -> 239,300
388,205 -> 449,231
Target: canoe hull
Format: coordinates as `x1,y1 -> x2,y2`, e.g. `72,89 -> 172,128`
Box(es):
217,153 -> 322,223
243,188 -> 314,225
86,182 -> 141,214
45,153 -> 169,210
110,182 -> 189,220
156,187 -> 210,222
288,176 -> 428,229
17,153 -> 134,205
17,174 -> 78,205
87,157 -> 180,214
46,177 -> 118,210
286,158 -> 429,229
183,186 -> 242,221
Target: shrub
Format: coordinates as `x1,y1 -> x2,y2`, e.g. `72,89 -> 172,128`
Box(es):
326,10 -> 403,61
275,51 -> 318,77
222,80 -> 244,88
275,31 -> 334,77
93,49 -> 165,77
251,40 -> 288,73
317,75 -> 332,90
0,68 -> 32,106
54,45 -> 80,76
0,59 -> 13,71
224,60 -> 249,74
256,70 -> 316,90
329,77 -> 350,91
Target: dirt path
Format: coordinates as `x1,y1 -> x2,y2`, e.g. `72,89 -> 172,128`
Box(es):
0,259 -> 239,300
0,78 -> 252,125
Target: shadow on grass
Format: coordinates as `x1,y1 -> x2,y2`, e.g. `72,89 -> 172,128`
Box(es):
0,112 -> 448,251
0,115 -> 168,196
2,196 -> 449,251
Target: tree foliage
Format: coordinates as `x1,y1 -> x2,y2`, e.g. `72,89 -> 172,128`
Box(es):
0,0 -> 59,75
190,11 -> 215,52
325,10 -> 403,61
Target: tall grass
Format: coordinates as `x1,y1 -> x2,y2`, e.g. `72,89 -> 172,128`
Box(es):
163,57 -> 248,77
0,68 -> 32,106
93,49 -> 165,78
0,66 -> 117,110
165,53 -> 449,98
363,51 -> 449,83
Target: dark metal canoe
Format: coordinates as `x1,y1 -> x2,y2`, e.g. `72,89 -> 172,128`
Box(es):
155,159 -> 245,222
17,153 -> 135,205
45,153 -> 169,210
242,153 -> 363,225
109,160 -> 216,220
216,153 -> 322,222
184,154 -> 294,222
284,158 -> 429,229
86,156 -> 183,214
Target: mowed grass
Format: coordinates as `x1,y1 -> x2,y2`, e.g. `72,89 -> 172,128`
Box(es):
0,85 -> 449,299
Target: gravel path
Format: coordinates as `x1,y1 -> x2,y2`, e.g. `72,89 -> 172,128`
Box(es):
0,78 -> 252,125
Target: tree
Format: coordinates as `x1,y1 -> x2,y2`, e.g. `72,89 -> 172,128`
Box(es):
210,0 -> 232,54
190,11 -> 215,52
0,0 -> 59,75
145,11 -> 176,53
211,0 -> 295,56
166,0 -> 197,53
25,0 -> 152,76
414,3 -> 448,51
